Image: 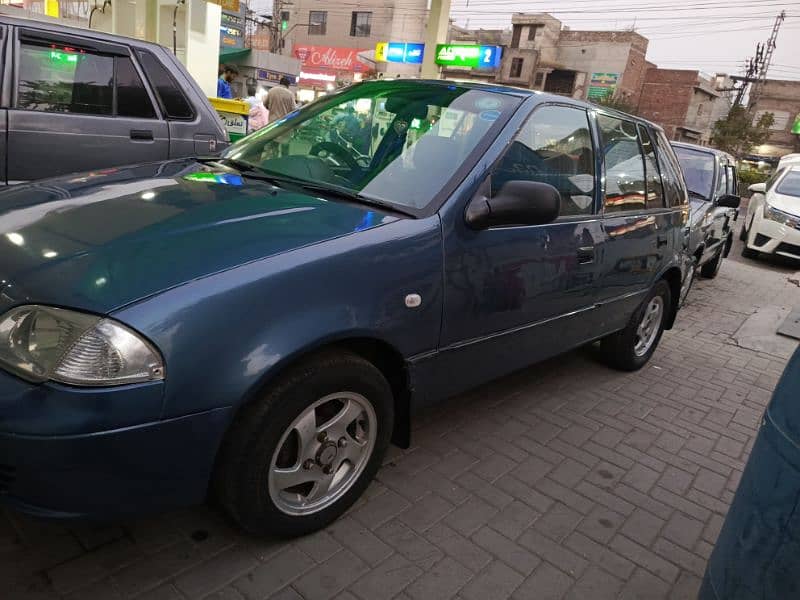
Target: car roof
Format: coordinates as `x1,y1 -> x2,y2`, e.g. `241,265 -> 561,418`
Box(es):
0,11 -> 167,52
671,141 -> 735,163
370,78 -> 664,131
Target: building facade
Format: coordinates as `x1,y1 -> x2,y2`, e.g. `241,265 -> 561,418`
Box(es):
749,79 -> 800,158
636,68 -> 726,145
280,0 -> 429,90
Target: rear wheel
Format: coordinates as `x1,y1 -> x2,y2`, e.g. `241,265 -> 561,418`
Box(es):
214,351 -> 393,537
700,247 -> 723,278
600,280 -> 671,371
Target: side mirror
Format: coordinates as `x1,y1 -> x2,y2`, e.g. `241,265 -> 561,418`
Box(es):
749,182 -> 766,194
717,194 -> 741,209
466,180 -> 561,230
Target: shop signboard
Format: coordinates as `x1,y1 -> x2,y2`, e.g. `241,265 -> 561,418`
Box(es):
587,73 -> 619,100
220,5 -> 245,49
257,69 -> 297,85
434,44 -> 502,69
793,115 -> 800,135
293,45 -> 369,73
376,42 -> 425,64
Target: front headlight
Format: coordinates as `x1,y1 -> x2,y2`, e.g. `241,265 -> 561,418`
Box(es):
0,305 -> 164,386
764,203 -> 800,228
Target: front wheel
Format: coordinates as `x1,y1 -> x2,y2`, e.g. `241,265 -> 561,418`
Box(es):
700,247 -> 723,278
600,280 -> 671,371
214,351 -> 394,537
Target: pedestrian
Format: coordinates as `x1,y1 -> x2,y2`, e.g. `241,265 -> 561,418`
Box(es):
217,64 -> 239,99
244,84 -> 269,132
266,76 -> 297,123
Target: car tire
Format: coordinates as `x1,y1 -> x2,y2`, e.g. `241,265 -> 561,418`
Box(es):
214,351 -> 394,537
599,280 -> 671,372
679,258 -> 696,307
699,247 -> 723,278
739,223 -> 747,241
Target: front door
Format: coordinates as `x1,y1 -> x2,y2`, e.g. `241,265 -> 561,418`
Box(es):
434,104 -> 604,399
7,28 -> 168,182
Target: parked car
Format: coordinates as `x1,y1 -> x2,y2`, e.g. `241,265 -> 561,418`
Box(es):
741,165 -> 800,261
672,142 -> 741,301
778,153 -> 800,171
0,14 -> 227,184
0,80 -> 690,536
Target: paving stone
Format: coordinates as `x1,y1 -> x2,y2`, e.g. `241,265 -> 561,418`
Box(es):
405,556 -> 473,600
548,458 -> 591,488
46,539 -> 144,595
397,493 -> 456,533
443,496 -> 499,537
375,520 -> 443,568
620,509 -> 666,548
609,535 -> 679,584
512,562 -> 574,600
576,506 -> 626,545
565,565 -> 623,600
692,468 -> 729,498
564,531 -> 636,581
662,512 -> 704,551
174,546 -> 258,598
658,466 -> 695,495
490,500 -> 540,542
424,523 -> 492,572
518,528 -> 587,577
234,547 -> 315,600
328,517 -> 393,567
460,560 -> 524,600
534,503 -> 583,543
292,549 -> 368,600
622,463 -> 662,494
350,553 -> 421,600
472,526 -> 540,576
619,568 -> 672,600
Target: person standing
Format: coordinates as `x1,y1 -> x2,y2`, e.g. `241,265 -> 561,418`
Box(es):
244,84 -> 269,132
266,77 -> 297,123
217,64 -> 239,99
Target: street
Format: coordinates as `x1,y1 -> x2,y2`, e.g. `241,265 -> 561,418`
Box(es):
2,234 -> 797,600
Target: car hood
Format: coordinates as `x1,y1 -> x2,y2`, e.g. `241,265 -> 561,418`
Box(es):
0,160 -> 397,314
767,192 -> 800,217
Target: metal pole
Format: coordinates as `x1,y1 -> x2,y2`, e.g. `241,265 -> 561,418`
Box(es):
420,0 -> 451,79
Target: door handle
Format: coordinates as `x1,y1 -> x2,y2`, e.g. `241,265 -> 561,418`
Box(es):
577,246 -> 595,264
657,235 -> 668,247
130,129 -> 154,141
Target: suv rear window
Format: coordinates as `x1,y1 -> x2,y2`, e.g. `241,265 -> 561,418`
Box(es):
136,50 -> 194,119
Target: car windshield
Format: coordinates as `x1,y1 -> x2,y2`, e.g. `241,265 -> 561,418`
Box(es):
222,81 -> 520,213
673,146 -> 715,199
776,171 -> 800,199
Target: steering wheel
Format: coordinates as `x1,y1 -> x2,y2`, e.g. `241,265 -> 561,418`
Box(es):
309,141 -> 361,171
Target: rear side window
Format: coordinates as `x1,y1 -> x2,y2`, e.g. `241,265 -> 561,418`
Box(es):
136,50 -> 194,119
598,114 -> 646,213
115,56 -> 155,118
655,133 -> 687,207
715,160 -> 727,198
18,43 -> 113,114
491,105 -> 595,217
638,125 -> 666,209
766,168 -> 785,191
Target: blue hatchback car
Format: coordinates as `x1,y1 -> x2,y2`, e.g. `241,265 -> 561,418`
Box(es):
0,80 -> 690,536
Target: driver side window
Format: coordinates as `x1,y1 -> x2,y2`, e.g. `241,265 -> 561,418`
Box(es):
491,105 -> 596,217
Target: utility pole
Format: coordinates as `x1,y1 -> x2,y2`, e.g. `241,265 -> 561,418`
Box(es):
731,11 -> 785,108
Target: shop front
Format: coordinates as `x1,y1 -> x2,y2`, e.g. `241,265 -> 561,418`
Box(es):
293,45 -> 371,101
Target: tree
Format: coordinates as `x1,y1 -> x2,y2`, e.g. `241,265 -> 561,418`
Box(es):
711,106 -> 774,158
590,90 -> 638,116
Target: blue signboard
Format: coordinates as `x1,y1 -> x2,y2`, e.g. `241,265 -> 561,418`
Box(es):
380,42 -> 426,65
477,45 -> 502,69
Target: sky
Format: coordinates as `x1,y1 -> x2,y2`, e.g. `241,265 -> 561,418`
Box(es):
448,0 -> 800,80
250,0 -> 800,80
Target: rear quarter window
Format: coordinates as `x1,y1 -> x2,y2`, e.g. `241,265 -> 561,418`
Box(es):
136,50 -> 194,120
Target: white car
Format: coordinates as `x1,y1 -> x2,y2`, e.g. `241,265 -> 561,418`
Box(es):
741,166 -> 800,261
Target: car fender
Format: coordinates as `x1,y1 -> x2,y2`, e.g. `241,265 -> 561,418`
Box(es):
112,217 -> 444,422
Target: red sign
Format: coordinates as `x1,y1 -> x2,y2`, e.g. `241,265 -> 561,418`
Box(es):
293,45 -> 369,73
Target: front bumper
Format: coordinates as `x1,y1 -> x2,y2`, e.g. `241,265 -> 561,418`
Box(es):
0,369 -> 233,520
748,215 -> 800,260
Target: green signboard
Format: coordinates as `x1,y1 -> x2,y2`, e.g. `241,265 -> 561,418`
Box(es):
587,73 -> 619,100
434,44 -> 502,69
792,115 -> 800,135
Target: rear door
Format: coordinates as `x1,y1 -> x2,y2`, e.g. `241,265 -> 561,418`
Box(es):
593,113 -> 674,332
8,27 -> 168,182
0,24 -> 8,185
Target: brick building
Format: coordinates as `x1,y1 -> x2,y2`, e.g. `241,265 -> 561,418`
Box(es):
493,14 -> 649,105
749,78 -> 800,158
636,68 -> 726,145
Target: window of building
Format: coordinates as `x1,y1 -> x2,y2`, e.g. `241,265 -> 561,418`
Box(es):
308,11 -> 326,35
510,25 -> 522,49
638,125 -> 666,209
534,72 -> 544,87
116,56 -> 156,119
350,12 -> 372,37
598,114 -> 647,213
528,25 -> 541,41
510,58 -> 524,79
492,105 -> 596,217
137,50 -> 194,119
696,103 -> 704,117
17,42 -> 113,114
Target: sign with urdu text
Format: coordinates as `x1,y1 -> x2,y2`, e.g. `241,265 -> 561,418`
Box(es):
375,42 -> 425,64
434,45 -> 502,69
587,73 -> 619,100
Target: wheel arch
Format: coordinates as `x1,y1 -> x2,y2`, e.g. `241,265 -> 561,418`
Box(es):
660,266 -> 682,330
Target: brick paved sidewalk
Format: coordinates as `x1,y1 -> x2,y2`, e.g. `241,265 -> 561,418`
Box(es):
2,257 -> 798,600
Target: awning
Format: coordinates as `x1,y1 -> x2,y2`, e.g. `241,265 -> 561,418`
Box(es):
219,48 -> 251,63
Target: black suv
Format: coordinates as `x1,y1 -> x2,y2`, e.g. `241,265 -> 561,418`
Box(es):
672,142 -> 741,300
